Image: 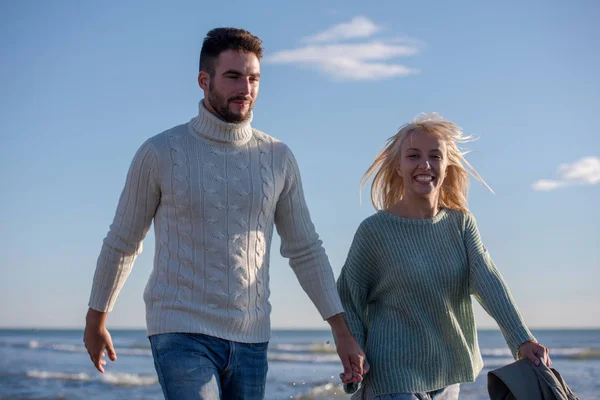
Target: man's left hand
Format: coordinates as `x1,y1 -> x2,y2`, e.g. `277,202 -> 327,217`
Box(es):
335,333 -> 369,383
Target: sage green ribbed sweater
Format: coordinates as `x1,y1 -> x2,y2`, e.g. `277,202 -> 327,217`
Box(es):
337,208 -> 535,396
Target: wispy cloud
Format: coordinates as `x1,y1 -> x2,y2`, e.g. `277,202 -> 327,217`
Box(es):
265,16 -> 421,81
302,16 -> 381,43
532,156 -> 600,191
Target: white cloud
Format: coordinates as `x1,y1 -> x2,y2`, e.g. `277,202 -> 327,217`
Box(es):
532,179 -> 564,191
557,157 -> 600,184
302,16 -> 381,43
532,156 -> 600,191
267,42 -> 418,63
265,17 -> 421,81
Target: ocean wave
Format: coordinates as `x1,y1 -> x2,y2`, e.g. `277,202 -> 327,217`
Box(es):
99,372 -> 159,386
18,340 -> 600,362
271,343 -> 337,354
480,348 -> 513,357
565,348 -> 600,360
480,347 -> 600,360
292,382 -> 347,399
23,340 -> 152,356
481,358 -> 522,369
27,370 -> 92,382
26,370 -> 158,386
125,342 -> 152,350
268,352 -> 340,364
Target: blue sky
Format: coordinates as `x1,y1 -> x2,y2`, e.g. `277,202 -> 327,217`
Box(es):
1,0 -> 598,330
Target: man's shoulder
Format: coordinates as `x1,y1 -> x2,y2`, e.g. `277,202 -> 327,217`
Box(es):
134,122 -> 189,157
146,122 -> 189,146
251,128 -> 291,155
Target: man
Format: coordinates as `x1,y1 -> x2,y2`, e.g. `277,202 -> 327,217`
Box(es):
83,27 -> 366,399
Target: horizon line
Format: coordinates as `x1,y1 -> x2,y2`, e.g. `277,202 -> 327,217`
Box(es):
1,326 -> 599,331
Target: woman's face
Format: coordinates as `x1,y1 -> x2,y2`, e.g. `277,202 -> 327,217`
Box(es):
398,130 -> 449,200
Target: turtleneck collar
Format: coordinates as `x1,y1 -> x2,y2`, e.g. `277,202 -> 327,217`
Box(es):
189,99 -> 253,144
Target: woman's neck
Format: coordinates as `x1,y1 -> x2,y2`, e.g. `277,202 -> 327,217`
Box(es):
388,195 -> 440,220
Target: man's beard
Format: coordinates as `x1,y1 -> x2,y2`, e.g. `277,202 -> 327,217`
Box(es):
207,83 -> 253,123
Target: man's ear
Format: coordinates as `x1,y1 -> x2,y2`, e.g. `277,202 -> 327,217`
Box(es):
198,71 -> 210,91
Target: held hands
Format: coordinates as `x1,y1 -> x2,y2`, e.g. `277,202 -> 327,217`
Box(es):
518,340 -> 551,367
335,333 -> 370,384
326,313 -> 370,384
83,308 -> 117,373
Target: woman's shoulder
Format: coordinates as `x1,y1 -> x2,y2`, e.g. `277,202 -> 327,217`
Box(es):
356,211 -> 390,231
443,208 -> 478,233
444,207 -> 470,220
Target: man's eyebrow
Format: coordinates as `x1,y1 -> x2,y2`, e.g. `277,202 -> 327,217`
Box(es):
221,70 -> 261,77
222,69 -> 242,75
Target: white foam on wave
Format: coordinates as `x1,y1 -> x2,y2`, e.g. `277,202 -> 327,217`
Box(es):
268,352 -> 339,363
26,370 -> 158,386
118,348 -> 153,356
481,347 -> 599,359
23,341 -> 152,356
292,382 -> 346,399
27,370 -> 92,381
482,358 -> 520,369
481,348 -> 512,357
551,347 -> 592,356
52,344 -> 86,352
272,343 -> 337,354
100,372 -> 159,386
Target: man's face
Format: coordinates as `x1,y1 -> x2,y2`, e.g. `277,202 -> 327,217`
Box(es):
199,49 -> 260,123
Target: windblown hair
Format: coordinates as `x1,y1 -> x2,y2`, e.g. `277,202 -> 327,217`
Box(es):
199,27 -> 264,74
360,113 -> 492,212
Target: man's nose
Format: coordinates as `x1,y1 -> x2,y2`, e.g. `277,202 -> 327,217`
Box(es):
238,78 -> 251,95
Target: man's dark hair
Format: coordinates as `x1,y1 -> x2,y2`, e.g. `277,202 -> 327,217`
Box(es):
199,28 -> 263,75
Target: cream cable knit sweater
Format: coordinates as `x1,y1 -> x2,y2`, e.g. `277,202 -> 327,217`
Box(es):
89,101 -> 344,342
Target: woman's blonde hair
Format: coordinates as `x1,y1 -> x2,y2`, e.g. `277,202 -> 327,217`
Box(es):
360,113 -> 492,212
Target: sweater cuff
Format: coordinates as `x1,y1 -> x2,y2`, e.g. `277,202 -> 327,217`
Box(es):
505,325 -> 536,359
318,291 -> 345,321
88,287 -> 118,313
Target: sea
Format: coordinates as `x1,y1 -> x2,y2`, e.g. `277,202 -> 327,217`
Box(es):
0,328 -> 598,399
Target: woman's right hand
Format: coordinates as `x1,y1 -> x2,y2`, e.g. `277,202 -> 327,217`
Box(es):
518,340 -> 551,367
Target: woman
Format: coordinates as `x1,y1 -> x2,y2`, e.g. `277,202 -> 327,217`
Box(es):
337,114 -> 551,399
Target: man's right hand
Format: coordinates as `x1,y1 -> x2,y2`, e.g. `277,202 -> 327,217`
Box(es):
83,308 -> 117,373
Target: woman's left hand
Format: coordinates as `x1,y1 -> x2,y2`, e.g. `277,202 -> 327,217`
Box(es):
518,341 -> 551,367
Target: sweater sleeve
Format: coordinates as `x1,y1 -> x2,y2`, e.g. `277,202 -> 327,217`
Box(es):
336,221 -> 376,352
88,141 -> 161,312
464,213 -> 535,357
274,149 -> 344,320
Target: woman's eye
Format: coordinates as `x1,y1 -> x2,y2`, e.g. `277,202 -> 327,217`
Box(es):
408,154 -> 418,159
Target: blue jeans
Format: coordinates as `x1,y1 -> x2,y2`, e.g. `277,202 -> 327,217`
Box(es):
149,333 -> 269,400
374,384 -> 460,400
